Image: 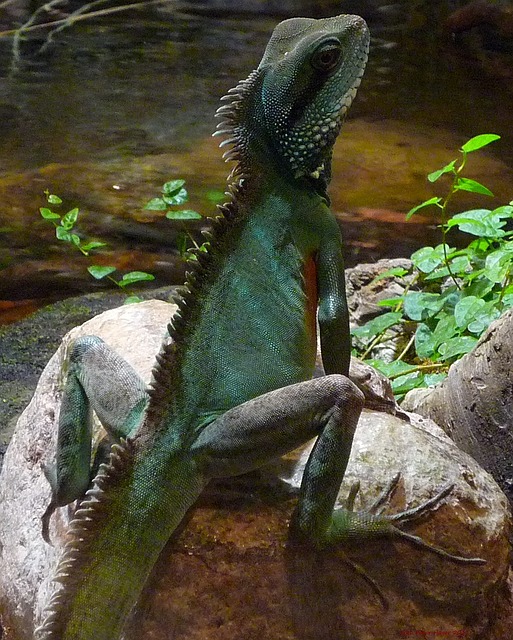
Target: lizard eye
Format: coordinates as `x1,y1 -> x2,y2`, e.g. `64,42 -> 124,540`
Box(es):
311,39 -> 342,72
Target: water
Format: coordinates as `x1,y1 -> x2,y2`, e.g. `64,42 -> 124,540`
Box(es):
1,6 -> 513,320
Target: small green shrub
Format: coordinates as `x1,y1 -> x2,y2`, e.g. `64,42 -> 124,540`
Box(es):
351,134 -> 513,398
144,179 -> 208,261
40,191 -> 154,304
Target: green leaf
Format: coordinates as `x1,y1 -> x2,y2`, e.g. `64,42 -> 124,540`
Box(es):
81,241 -> 107,252
123,295 -> 143,304
467,237 -> 491,256
87,265 -> 117,280
377,297 -> 404,308
366,359 -> 415,379
350,312 -> 402,340
162,179 -> 186,196
55,227 -> 71,242
406,197 -> 441,220
165,209 -> 202,220
40,207 -> 61,220
144,197 -> 168,211
118,271 -> 155,287
467,305 -> 500,335
454,177 -> 494,197
162,188 -> 188,206
427,160 -> 457,183
424,255 -> 470,281
432,314 -> 458,345
411,244 -> 453,274
47,194 -> 62,205
403,292 -> 444,321
391,372 -> 424,396
415,323 -> 437,359
70,234 -> 81,247
454,296 -> 485,329
484,248 -> 513,283
465,277 -> 495,299
438,336 -> 478,360
461,134 -> 500,153
371,267 -> 409,283
61,208 -> 79,230
447,209 -> 506,238
424,372 -> 447,387
500,293 -> 513,310
492,204 -> 513,219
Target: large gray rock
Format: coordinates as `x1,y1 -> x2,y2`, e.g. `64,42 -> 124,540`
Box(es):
403,307 -> 513,506
0,301 -> 511,640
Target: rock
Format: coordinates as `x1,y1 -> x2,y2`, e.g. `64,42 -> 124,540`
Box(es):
403,307 -> 513,506
346,258 -> 412,326
0,286 -> 177,471
0,301 -> 512,640
445,0 -> 513,51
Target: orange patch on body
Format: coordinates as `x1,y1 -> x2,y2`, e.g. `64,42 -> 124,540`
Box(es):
303,254 -> 318,349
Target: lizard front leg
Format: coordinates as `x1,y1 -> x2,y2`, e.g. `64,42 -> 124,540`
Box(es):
191,375 -> 484,564
42,335 -> 148,542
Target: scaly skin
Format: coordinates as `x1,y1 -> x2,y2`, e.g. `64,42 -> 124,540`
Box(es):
36,14 -> 483,640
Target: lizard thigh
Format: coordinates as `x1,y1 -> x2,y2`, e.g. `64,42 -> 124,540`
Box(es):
67,335 -> 149,439
190,374 -> 364,478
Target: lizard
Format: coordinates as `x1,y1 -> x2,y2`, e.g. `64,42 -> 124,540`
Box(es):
36,14 -> 484,640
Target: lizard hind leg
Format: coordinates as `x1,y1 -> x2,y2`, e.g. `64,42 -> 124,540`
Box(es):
41,335 -> 148,544
288,394 -> 485,565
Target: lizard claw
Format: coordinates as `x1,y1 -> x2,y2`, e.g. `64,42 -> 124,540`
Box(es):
346,474 -> 486,565
382,475 -> 486,565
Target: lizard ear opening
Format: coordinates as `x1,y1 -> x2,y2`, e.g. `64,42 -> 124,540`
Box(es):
310,39 -> 343,73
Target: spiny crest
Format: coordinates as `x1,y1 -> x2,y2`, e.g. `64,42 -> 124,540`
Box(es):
142,181 -> 245,426
212,68 -> 261,178
35,439 -> 135,640
141,69 -> 261,431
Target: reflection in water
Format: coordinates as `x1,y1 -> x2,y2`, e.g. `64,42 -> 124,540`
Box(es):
0,8 -> 512,318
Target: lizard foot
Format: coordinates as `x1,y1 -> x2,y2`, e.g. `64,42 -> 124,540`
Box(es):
345,474 -> 486,565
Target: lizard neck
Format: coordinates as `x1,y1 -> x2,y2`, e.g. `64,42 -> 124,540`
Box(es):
215,69 -> 333,204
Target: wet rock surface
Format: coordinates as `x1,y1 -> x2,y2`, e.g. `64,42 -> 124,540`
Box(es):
0,301 -> 511,640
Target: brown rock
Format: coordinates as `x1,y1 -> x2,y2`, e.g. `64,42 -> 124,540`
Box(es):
0,301 -> 511,640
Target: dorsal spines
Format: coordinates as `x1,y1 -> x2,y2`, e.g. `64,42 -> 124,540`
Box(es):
213,68 -> 262,177
135,66 -> 260,441
139,180 -> 247,439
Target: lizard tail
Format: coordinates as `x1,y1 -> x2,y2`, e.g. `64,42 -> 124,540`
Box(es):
36,438 -> 203,640
36,439 -> 135,640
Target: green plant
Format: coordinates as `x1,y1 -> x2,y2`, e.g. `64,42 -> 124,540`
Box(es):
40,191 -> 154,303
351,134 -> 513,398
144,179 -> 209,260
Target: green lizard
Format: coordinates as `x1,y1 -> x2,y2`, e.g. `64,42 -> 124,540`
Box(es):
36,14 -> 484,640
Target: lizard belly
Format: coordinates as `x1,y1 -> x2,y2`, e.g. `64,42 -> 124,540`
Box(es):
181,237 -> 317,416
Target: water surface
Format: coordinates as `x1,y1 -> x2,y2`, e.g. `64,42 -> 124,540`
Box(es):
1,7 -> 512,320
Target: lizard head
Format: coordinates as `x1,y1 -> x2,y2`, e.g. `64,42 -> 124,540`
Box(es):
215,14 -> 369,191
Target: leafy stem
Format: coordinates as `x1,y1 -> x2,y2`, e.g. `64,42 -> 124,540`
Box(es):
40,191 -> 155,302
353,134 -> 506,399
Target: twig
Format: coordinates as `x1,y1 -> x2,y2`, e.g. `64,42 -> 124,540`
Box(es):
39,0 -> 114,54
387,362 -> 447,381
0,0 -> 20,9
1,0 -> 175,39
10,0 -> 68,71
